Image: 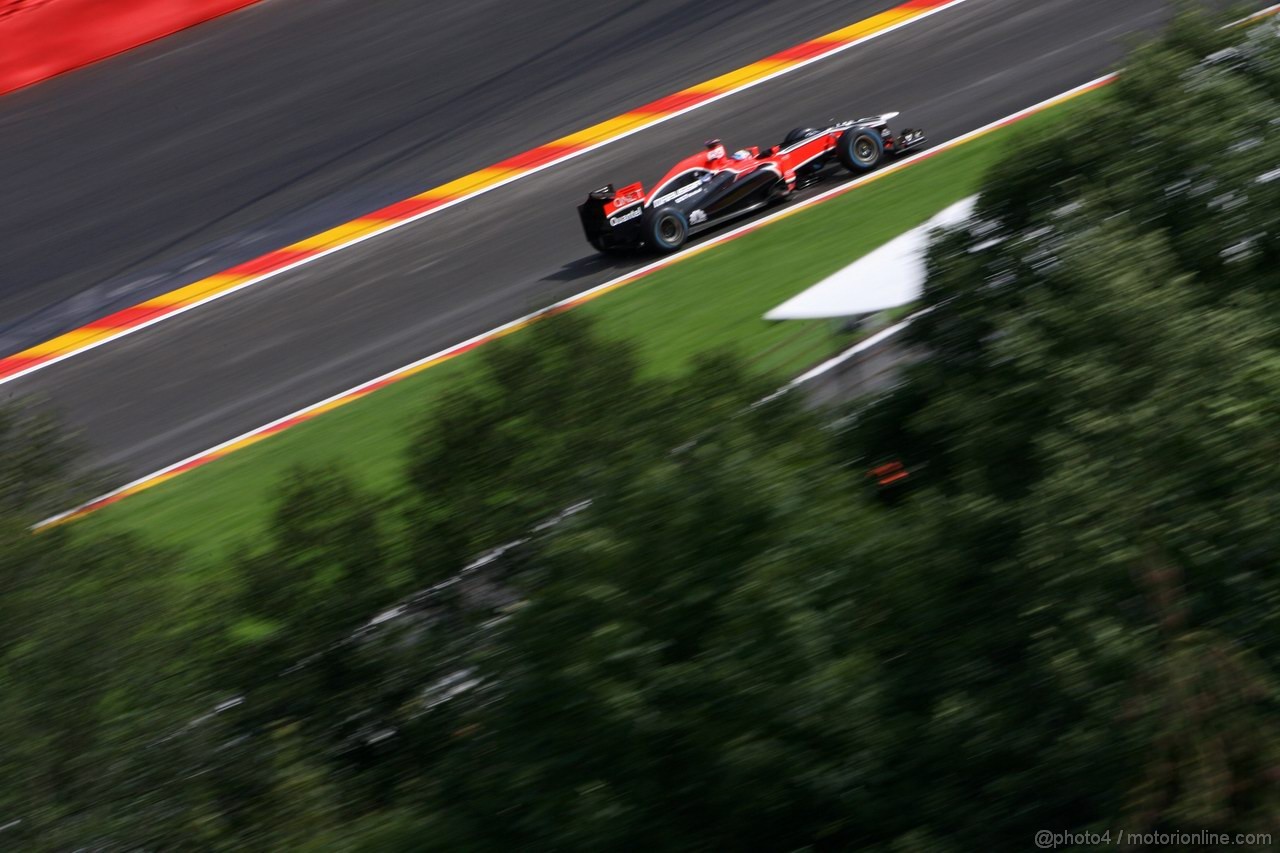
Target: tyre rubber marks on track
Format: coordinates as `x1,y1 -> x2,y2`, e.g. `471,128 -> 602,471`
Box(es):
0,0 -> 965,384
32,2 -> 1280,527
36,74 -> 1117,530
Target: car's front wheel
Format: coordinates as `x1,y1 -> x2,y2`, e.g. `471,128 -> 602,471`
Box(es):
645,208 -> 689,252
836,127 -> 884,171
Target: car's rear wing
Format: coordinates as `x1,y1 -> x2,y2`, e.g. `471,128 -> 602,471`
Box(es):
578,181 -> 646,251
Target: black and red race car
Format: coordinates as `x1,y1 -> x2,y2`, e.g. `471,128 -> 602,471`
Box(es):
579,113 -> 925,254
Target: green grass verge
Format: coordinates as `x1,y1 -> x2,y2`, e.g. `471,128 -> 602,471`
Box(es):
78,91 -> 1100,555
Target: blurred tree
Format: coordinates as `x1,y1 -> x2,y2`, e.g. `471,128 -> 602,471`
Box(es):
0,401 -> 96,521
0,401 -> 206,847
840,9 -> 1280,843
402,314 -> 774,585
427,399 -> 904,851
0,525 -> 223,849
1121,557 -> 1280,835
220,466 -> 394,731
402,315 -> 659,582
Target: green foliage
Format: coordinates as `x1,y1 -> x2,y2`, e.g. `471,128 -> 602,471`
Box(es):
0,402 -> 97,521
403,315 -> 661,580
402,315 -> 775,583
0,526 -> 218,847
843,8 -> 1280,841
426,398 -> 892,851
226,464 -> 392,683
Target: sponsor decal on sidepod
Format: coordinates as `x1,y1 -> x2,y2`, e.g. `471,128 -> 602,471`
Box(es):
652,179 -> 704,207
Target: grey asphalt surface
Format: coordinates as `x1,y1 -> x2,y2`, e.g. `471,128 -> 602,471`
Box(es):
0,0 -> 903,351
4,0 -> 1247,487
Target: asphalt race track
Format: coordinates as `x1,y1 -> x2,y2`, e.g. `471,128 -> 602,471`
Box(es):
3,0 -> 1250,487
0,0 -> 903,349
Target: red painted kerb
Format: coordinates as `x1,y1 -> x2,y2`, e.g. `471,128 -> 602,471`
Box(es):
0,0 -> 262,96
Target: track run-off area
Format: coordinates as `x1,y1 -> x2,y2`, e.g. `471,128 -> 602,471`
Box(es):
8,0 -> 1273,526
37,75 -> 1114,529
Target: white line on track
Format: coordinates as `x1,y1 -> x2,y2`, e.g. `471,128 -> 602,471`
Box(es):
35,74 -> 1116,530
0,0 -> 976,387
35,1 -> 1280,527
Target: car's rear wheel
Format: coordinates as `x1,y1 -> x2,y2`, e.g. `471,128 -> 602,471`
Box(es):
646,208 -> 688,252
836,127 -> 884,171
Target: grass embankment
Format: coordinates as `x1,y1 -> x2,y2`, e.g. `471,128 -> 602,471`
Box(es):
80,92 -> 1098,555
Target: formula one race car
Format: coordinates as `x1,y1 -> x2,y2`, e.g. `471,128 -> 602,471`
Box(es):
579,113 -> 925,254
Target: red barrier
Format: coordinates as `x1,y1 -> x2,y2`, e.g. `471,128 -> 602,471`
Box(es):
0,0 -> 261,96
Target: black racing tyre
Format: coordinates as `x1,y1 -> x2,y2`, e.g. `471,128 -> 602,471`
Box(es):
782,126 -> 819,148
836,127 -> 884,171
645,208 -> 689,252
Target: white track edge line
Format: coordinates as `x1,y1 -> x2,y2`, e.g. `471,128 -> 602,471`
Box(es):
0,0 -> 975,388
35,73 -> 1115,530
790,311 -> 927,387
40,2 -> 1280,523
1245,2 -> 1280,22
753,312 -> 927,408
